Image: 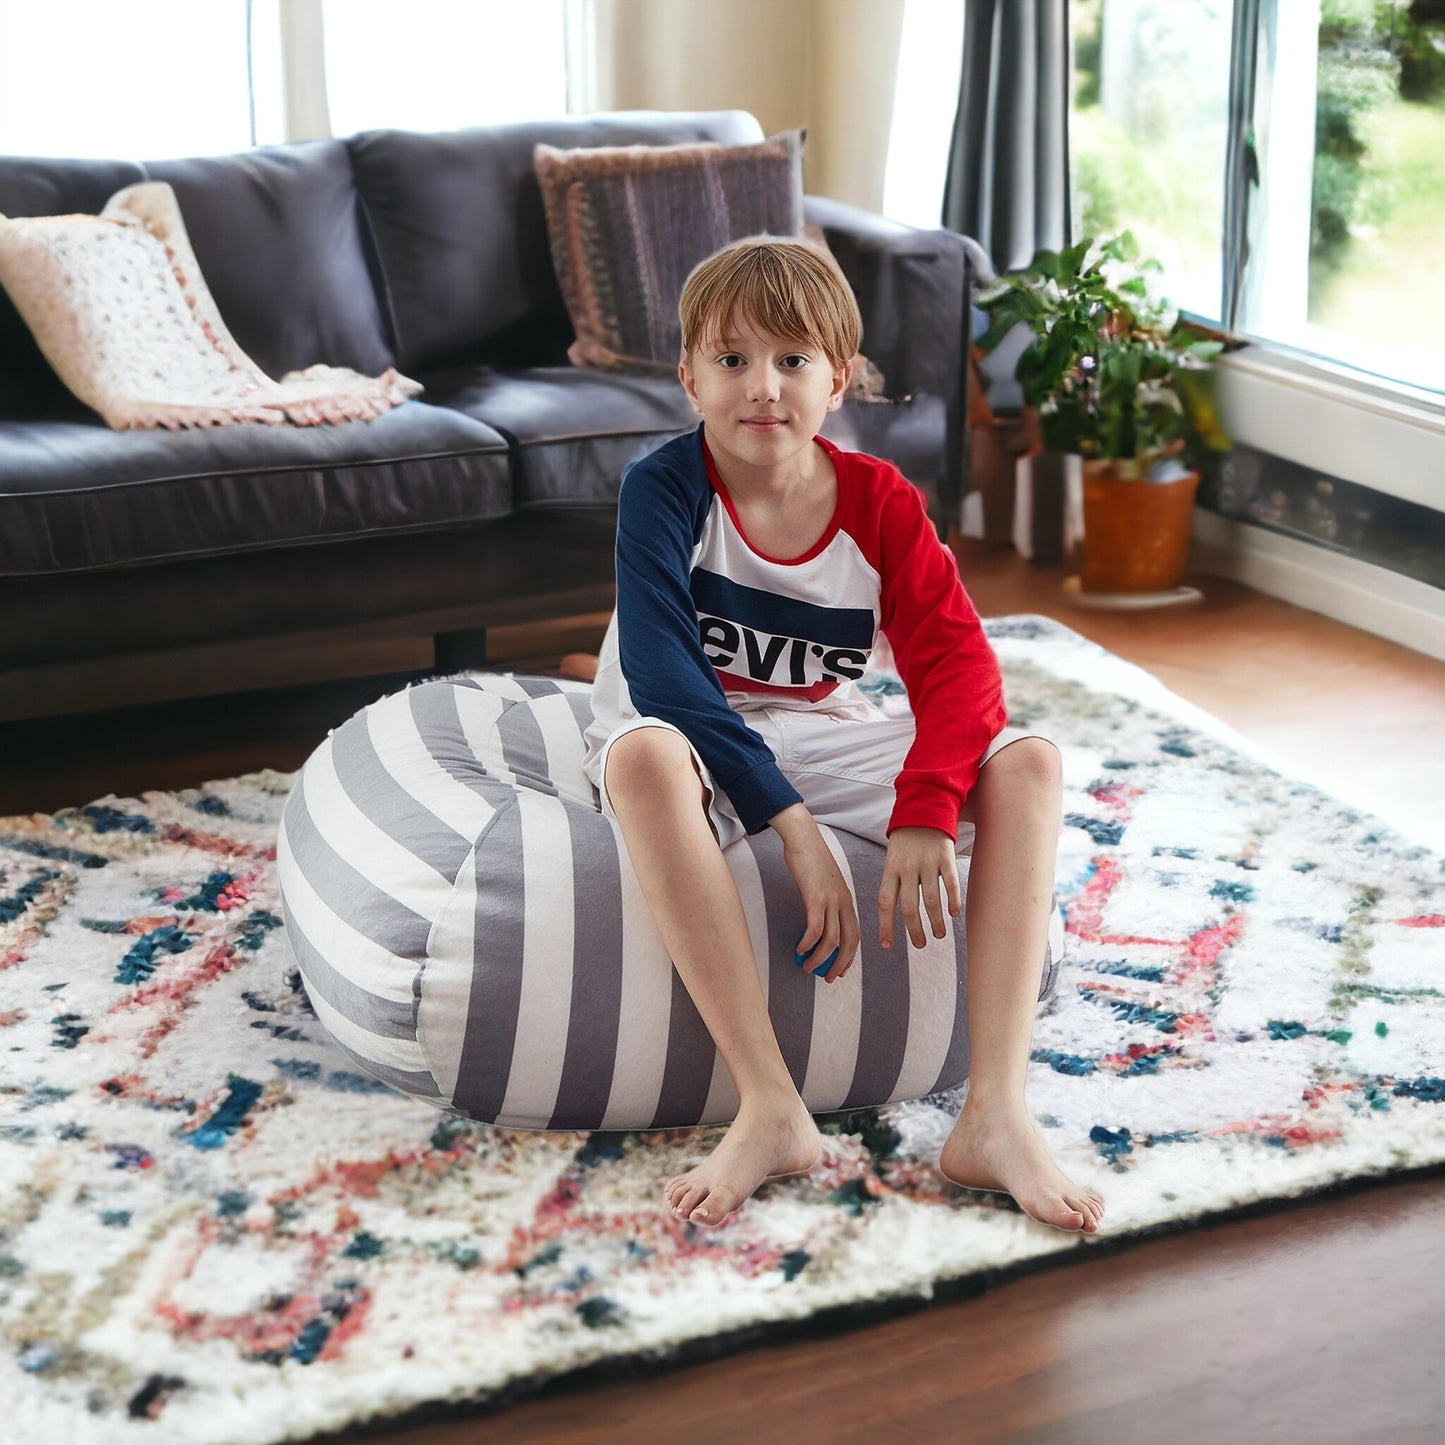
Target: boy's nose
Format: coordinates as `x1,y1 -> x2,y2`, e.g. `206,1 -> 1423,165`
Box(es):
747,365 -> 781,401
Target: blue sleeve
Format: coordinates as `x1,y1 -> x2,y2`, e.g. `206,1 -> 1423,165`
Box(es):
614,450 -> 803,835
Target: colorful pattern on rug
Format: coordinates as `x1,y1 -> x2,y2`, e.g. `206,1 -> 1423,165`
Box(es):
2,616 -> 1442,1445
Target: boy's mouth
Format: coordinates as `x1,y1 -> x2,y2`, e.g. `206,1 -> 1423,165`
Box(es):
741,416 -> 786,429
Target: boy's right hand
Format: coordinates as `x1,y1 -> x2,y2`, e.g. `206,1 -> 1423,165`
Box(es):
769,802 -> 860,984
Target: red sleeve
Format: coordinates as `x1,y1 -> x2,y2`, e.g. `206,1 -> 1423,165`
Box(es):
876,475 -> 1006,839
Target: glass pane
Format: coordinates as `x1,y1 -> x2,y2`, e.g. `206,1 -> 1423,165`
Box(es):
0,0 -> 253,159
323,0 -> 566,136
1247,0 -> 1445,394
1069,0 -> 1234,321
882,0 -> 967,227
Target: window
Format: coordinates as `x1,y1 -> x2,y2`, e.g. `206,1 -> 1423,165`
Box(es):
0,0 -> 267,158
0,0 -> 569,160
321,0 -> 567,136
1071,0 -> 1445,396
882,0 -> 968,228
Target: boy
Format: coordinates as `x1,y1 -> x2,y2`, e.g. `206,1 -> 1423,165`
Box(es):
579,237 -> 1104,1235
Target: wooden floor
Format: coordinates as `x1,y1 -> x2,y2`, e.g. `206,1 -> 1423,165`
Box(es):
5,542 -> 1443,1443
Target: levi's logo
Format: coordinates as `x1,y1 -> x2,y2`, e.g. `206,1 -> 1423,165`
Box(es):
698,615 -> 868,685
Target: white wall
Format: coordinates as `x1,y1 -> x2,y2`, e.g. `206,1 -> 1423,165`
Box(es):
590,0 -> 905,212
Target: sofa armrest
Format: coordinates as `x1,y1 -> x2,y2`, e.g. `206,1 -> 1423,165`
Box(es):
804,195 -> 988,533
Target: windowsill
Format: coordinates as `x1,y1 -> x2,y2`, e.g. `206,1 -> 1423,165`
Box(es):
1213,345 -> 1445,512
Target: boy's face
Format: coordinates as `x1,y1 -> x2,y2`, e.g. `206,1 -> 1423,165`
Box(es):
679,314 -> 852,478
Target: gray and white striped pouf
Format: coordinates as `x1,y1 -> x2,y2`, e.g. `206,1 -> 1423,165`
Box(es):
275,671 -> 1063,1131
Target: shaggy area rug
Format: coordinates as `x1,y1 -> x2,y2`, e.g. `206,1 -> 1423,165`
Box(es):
2,616 -> 1441,1445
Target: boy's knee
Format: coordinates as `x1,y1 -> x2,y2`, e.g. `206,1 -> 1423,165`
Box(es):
605,726 -> 704,798
982,737 -> 1061,793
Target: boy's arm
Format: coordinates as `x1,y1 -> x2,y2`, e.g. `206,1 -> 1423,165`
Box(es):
878,479 -> 1006,839
614,456 -> 803,834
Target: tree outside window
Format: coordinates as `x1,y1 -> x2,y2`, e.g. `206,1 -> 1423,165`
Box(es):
1070,0 -> 1445,395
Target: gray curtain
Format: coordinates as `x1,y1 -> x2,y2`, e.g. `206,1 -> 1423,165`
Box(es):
941,0 -> 1071,273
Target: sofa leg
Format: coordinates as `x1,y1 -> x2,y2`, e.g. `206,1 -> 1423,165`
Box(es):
434,627 -> 489,671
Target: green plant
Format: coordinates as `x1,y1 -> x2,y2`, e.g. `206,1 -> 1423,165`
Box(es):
974,233 -> 1231,477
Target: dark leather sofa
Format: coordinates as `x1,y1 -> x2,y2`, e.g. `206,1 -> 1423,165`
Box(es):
0,110 -> 976,723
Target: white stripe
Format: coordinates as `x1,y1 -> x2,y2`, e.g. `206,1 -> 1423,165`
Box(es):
366,689 -> 496,841
306,734 -> 463,921
800,824 -> 866,1111
528,691 -> 593,803
416,844 -> 478,1107
600,817 -> 677,1130
895,855 -> 971,1101
451,684 -> 520,786
473,672 -> 535,700
496,794 -> 577,1129
276,814 -> 421,1008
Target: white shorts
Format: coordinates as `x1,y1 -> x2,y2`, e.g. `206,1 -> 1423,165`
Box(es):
589,701 -> 1052,853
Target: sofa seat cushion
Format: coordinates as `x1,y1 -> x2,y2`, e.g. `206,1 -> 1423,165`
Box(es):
423,365 -> 696,508
0,397 -> 511,577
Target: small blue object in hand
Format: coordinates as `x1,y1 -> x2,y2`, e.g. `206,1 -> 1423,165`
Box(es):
794,940 -> 839,977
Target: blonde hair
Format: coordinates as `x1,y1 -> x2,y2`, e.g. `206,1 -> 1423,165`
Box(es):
678,236 -> 861,370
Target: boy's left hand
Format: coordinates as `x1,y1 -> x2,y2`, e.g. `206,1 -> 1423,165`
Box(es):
879,826 -> 961,951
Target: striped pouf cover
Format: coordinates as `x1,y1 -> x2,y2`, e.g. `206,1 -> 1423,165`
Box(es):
275,671 -> 1063,1131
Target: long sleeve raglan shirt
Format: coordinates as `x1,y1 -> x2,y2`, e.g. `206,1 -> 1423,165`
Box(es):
581,424 -> 1007,840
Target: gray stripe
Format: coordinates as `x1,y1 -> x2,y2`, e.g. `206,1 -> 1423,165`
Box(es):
834,833 -> 912,1110
281,781 -> 434,967
408,683 -> 524,810
653,953 -> 721,1130
496,700 -> 558,797
515,676 -> 564,699
278,891 -> 420,1039
451,802 -> 527,1124
326,1032 -> 442,1099
549,805 -> 625,1130
329,710 -> 474,882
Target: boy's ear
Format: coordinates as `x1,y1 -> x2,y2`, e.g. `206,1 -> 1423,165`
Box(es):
679,348 -> 703,414
827,354 -> 857,411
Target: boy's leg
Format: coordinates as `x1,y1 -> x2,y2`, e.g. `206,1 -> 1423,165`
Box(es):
936,738 -> 1107,1233
604,725 -> 822,1225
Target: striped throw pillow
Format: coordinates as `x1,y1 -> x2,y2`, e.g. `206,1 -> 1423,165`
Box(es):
275,672 -> 1062,1131
534,130 -> 805,374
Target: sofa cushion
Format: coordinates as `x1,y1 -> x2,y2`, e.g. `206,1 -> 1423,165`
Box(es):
0,397 -> 510,577
143,142 -> 395,381
424,364 -> 947,521
348,111 -> 766,376
421,365 -> 696,508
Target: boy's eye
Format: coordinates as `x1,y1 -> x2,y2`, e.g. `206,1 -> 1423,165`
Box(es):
718,354 -> 744,368
781,355 -> 809,369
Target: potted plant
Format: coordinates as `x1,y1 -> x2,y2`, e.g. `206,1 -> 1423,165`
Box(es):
975,233 -> 1230,593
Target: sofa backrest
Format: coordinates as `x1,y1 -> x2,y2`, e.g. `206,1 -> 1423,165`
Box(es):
347,110 -> 766,376
0,140 -> 395,417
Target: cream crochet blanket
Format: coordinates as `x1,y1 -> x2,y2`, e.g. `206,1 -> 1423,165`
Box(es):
0,181 -> 421,429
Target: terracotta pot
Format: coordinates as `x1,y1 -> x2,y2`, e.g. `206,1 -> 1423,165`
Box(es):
1080,459 -> 1200,593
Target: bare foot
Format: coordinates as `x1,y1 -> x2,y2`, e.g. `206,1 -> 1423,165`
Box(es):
558,652 -> 599,682
938,1102 -> 1105,1234
664,1097 -> 823,1227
